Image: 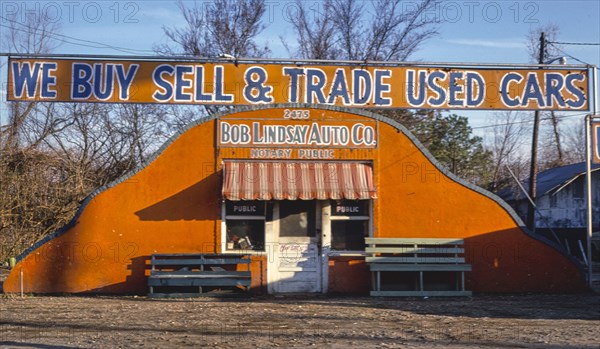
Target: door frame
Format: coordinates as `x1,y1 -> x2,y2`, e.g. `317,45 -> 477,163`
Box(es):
267,201 -> 328,294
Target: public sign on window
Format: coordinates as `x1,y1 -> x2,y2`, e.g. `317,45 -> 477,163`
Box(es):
7,57 -> 590,111
331,200 -> 369,216
225,200 -> 265,216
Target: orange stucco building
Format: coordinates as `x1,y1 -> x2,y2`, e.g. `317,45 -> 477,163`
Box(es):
4,105 -> 587,294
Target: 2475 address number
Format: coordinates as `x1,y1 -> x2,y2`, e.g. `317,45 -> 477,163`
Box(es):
283,109 -> 310,119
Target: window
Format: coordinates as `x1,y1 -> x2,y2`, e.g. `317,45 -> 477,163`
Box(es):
279,200 -> 316,237
572,178 -> 584,199
330,200 -> 370,251
224,200 -> 267,251
331,220 -> 369,250
550,194 -> 558,208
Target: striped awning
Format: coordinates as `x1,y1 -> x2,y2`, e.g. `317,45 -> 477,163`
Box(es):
222,161 -> 377,201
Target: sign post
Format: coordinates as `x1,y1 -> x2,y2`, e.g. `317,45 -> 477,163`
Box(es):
586,65 -> 598,288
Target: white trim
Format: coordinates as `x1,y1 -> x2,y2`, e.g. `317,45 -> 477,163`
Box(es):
369,199 -> 374,238
330,216 -> 370,220
327,251 -> 367,257
220,201 -> 226,253
223,250 -> 268,256
327,199 -> 373,253
320,201 -> 329,294
221,201 -> 268,253
224,215 -> 266,220
266,203 -> 279,294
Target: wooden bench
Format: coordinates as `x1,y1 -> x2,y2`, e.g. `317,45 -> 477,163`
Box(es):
148,253 -> 251,297
365,238 -> 472,297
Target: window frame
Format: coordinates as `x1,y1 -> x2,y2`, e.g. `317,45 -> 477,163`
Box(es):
326,200 -> 373,256
221,200 -> 269,254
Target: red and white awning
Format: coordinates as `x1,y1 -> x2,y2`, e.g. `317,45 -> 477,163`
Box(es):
222,161 -> 377,201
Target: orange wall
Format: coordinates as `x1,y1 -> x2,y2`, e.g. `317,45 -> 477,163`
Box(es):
5,118 -> 225,293
4,105 -> 586,294
374,122 -> 585,292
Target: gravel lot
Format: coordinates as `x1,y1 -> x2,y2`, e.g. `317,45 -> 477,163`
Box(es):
0,292 -> 598,349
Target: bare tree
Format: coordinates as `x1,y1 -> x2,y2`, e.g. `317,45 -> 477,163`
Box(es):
155,0 -> 271,119
2,8 -> 61,54
207,0 -> 270,57
0,8 -> 185,262
1,10 -> 62,149
485,111 -> 529,191
156,0 -> 270,58
0,9 -> 72,261
526,23 -> 561,63
552,118 -> 586,164
283,0 -> 338,59
287,0 -> 438,61
111,104 -> 170,164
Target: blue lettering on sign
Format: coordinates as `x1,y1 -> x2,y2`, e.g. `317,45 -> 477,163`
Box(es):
194,66 -> 212,102
500,72 -> 523,107
500,72 -> 586,109
306,69 -> 327,104
11,61 -> 58,99
284,67 -> 381,105
427,71 -> 446,106
175,65 -> 193,102
214,65 -> 234,102
115,64 -> 139,100
71,63 -> 138,101
283,67 -> 304,103
448,71 -> 464,107
328,69 -> 350,105
374,69 -> 392,106
565,73 -> 586,108
466,72 -> 485,106
72,63 -> 93,99
406,69 -> 485,108
40,63 -> 57,98
353,69 -> 372,105
93,63 -> 114,100
407,70 -> 426,107
243,66 -> 273,103
521,72 -> 544,108
152,64 -> 174,102
152,64 -> 233,103
544,73 -> 565,108
12,61 -> 40,98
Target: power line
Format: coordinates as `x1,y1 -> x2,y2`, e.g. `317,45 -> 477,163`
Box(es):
471,112 -> 589,130
547,41 -> 600,46
0,15 -> 156,55
546,42 -> 592,65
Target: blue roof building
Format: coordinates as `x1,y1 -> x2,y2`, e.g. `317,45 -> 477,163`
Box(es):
497,162 -> 600,229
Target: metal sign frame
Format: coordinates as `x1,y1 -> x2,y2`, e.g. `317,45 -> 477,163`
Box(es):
5,54 -> 592,111
585,66 -> 598,287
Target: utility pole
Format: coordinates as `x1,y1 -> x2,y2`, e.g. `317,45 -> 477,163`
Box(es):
527,32 -> 545,231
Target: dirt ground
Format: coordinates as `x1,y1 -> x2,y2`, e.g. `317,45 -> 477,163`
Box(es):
0,291 -> 598,349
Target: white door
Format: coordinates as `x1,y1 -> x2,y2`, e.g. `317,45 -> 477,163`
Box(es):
271,201 -> 322,293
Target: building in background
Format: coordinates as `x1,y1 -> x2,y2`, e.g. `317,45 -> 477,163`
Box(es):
498,162 -> 600,262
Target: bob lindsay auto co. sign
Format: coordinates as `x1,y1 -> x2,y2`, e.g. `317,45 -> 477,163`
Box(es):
7,57 -> 590,111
